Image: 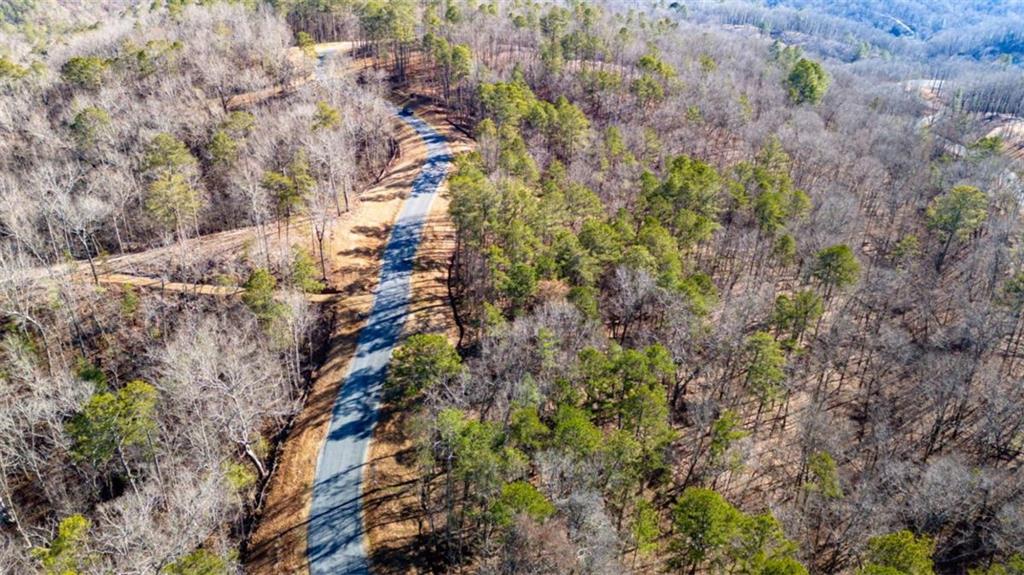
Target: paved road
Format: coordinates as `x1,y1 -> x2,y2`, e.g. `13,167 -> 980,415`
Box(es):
306,106 -> 452,574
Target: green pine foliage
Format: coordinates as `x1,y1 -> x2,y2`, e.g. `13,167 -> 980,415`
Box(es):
69,106 -> 111,150
290,248 -> 325,294
0,55 -> 28,79
971,556 -> 1024,575
387,334 -> 462,399
670,487 -> 806,573
811,244 -> 860,296
805,451 -> 843,499
161,549 -> 231,575
743,332 -> 788,408
859,531 -> 935,575
241,268 -> 284,323
32,514 -> 92,574
786,58 -> 830,104
66,380 -> 158,467
142,133 -> 202,236
60,55 -> 109,89
491,481 -> 556,525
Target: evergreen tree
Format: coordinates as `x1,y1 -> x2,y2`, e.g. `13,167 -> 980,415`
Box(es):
32,514 -> 92,575
804,451 -> 843,499
670,488 -> 743,572
491,481 -> 555,526
387,334 -> 462,399
143,133 -> 201,243
709,409 -> 749,469
60,56 -> 108,89
296,31 -> 316,57
552,404 -> 602,456
242,268 -> 283,324
743,332 -> 788,410
312,101 -> 341,131
811,244 -> 860,298
261,150 -> 315,231
632,499 -> 661,557
69,106 -> 110,151
643,155 -> 722,249
859,531 -> 935,575
207,130 -> 237,166
162,549 -> 230,575
772,290 -> 823,345
671,488 -> 807,574
927,185 -> 988,271
66,380 -> 158,469
290,247 -> 325,294
787,58 -> 830,104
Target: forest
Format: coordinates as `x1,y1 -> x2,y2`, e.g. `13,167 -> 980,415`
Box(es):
0,1 -> 396,572
674,0 -> 1024,117
676,0 -> 1024,62
2,0 -> 1024,574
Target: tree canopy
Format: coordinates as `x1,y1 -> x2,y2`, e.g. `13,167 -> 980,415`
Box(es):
387,334 -> 462,399
786,58 -> 830,104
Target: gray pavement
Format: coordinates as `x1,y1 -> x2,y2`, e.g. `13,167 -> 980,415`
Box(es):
306,105 -> 452,575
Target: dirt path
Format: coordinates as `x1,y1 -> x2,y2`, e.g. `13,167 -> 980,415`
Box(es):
84,271 -> 347,303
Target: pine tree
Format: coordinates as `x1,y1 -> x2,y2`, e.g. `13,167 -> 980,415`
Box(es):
143,133 -> 201,244
387,334 -> 462,399
811,244 -> 860,299
66,380 -> 158,469
32,515 -> 92,574
859,531 -> 935,575
787,58 -> 830,104
927,185 -> 988,271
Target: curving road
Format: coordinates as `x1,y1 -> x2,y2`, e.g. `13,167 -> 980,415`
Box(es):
306,106 -> 452,574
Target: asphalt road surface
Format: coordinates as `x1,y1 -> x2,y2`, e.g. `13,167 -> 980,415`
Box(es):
306,104 -> 452,574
